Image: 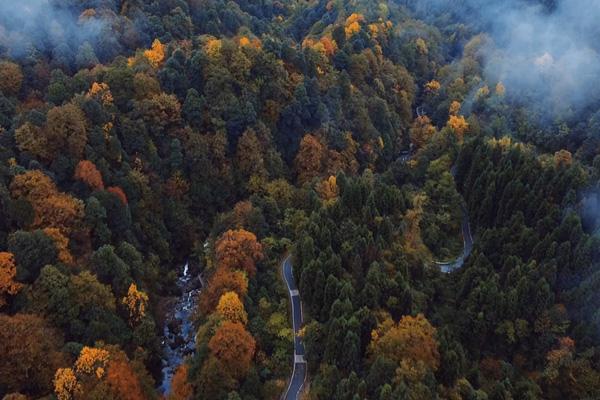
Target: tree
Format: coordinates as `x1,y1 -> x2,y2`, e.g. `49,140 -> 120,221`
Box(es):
54,368 -> 81,400
216,291 -> 248,325
168,364 -> 192,400
409,116 -> 436,149
370,314 -> 440,381
75,160 -> 104,190
345,13 -> 364,38
87,82 -> 113,106
107,186 -> 128,205
0,252 -> 22,308
0,61 -> 23,96
43,228 -> 74,265
15,123 -> 48,159
105,357 -> 145,400
10,170 -> 57,203
554,150 -> 573,167
134,93 -> 181,136
182,88 -> 203,127
74,346 -> 110,376
215,229 -> 264,277
122,283 -> 149,325
8,229 -> 58,283
196,357 -> 236,399
235,128 -> 267,185
0,314 -> 66,395
316,176 -> 339,203
200,267 -> 249,313
447,115 -> 469,141
75,41 -> 99,69
45,103 -> 88,160
10,170 -> 84,235
144,39 -> 165,68
294,134 -> 326,184
208,321 -> 256,379
449,100 -> 462,116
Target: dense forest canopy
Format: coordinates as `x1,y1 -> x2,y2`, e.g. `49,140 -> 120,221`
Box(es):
0,0 -> 600,399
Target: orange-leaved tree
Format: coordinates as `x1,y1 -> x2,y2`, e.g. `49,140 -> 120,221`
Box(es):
199,267 -> 248,314
0,314 -> 66,395
10,170 -> 84,236
74,160 -> 104,190
208,321 -> 256,379
294,134 -> 327,185
0,252 -> 22,308
43,228 -> 74,265
168,364 -> 193,400
215,229 -> 263,277
105,356 -> 145,400
107,186 -> 128,205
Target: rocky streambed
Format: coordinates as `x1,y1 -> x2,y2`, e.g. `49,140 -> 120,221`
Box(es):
159,262 -> 202,394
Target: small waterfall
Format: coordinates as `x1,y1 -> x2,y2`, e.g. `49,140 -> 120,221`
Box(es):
160,261 -> 201,394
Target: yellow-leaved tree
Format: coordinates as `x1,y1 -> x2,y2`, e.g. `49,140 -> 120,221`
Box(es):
144,39 -> 165,68
122,283 -> 149,325
216,291 -> 248,325
370,313 -> 440,382
54,368 -> 81,400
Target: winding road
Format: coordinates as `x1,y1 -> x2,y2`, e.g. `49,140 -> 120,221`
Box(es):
282,255 -> 307,400
435,203 -> 473,273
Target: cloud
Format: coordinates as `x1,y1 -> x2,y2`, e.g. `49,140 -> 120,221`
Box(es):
412,0 -> 600,114
0,0 -> 106,61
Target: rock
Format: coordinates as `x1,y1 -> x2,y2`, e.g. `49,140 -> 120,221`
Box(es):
173,334 -> 185,348
168,319 -> 182,335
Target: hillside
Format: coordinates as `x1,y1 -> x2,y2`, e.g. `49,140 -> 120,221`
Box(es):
1,1 -> 600,399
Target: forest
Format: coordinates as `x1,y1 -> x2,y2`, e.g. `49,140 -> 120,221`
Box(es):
1,0 -> 600,399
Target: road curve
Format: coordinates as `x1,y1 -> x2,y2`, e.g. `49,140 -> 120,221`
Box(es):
282,255 -> 307,400
435,203 -> 473,273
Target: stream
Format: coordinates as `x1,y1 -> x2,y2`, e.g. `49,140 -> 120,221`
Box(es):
159,262 -> 202,394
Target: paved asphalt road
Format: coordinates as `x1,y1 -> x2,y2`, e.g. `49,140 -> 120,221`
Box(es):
282,256 -> 307,400
436,203 -> 473,273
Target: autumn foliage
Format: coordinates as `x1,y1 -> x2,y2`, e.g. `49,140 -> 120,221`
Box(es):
0,314 -> 66,395
316,175 -> 339,203
447,115 -> 469,141
0,252 -> 22,308
107,186 -> 128,205
294,134 -> 327,184
370,314 -> 440,381
345,13 -> 364,37
10,170 -> 84,235
215,229 -> 263,277
54,368 -> 81,400
122,283 -> 149,325
554,149 -> 573,167
43,228 -> 74,265
54,345 -> 147,400
410,116 -> 437,149
200,267 -> 249,313
208,321 -> 256,379
74,160 -> 104,190
144,39 -> 165,68
216,291 -> 248,324
168,364 -> 193,400
0,61 -> 23,96
105,357 -> 145,400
